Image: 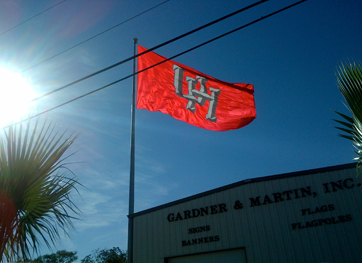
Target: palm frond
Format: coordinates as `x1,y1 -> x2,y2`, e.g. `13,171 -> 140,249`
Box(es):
0,118 -> 81,262
334,62 -> 362,175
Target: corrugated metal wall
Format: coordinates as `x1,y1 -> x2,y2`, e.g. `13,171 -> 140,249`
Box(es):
132,165 -> 362,262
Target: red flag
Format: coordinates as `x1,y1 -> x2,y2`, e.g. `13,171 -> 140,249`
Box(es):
137,46 -> 256,131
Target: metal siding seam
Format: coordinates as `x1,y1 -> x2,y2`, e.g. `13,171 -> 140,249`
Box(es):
228,187 -> 240,248
148,213 -> 155,262
246,181 -> 263,262
273,178 -> 290,261
335,168 -> 362,261
250,180 -> 271,262
259,178 -> 275,261
240,183 -> 253,261
287,176 -> 305,262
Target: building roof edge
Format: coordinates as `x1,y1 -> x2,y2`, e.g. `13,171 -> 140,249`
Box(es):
129,162 -> 356,219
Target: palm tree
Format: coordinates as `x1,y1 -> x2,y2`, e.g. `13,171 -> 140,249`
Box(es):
0,118 -> 81,262
334,62 -> 362,174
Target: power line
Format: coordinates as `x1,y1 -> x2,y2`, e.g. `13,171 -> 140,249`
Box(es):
0,0 -> 67,36
30,0 -> 269,103
6,0 -> 307,130
21,0 -> 171,73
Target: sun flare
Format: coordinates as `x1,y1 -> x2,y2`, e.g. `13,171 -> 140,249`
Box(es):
0,68 -> 37,127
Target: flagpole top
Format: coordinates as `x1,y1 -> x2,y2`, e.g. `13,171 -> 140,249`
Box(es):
134,38 -> 138,43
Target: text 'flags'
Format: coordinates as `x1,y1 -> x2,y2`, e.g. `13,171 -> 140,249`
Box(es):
136,46 -> 256,131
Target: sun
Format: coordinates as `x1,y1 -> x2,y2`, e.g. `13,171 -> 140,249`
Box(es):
0,68 -> 38,127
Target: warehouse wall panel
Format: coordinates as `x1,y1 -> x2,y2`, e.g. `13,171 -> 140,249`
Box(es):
131,163 -> 362,263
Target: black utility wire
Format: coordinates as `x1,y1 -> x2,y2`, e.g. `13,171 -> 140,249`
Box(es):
30,0 -> 269,103
8,0 -> 307,130
21,0 -> 170,73
0,0 -> 67,36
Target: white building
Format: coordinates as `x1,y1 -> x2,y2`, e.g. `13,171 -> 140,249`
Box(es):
130,163 -> 362,262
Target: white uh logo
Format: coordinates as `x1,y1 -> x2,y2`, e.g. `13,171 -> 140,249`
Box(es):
173,65 -> 221,122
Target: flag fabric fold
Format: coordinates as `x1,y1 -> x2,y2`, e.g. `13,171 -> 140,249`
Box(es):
137,45 -> 256,131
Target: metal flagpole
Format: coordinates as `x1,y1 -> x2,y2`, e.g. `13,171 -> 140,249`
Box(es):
127,38 -> 137,263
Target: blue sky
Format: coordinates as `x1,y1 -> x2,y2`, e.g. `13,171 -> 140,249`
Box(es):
0,0 -> 361,261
